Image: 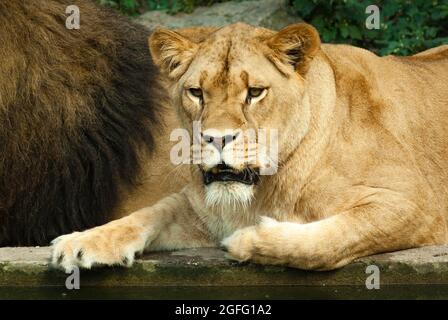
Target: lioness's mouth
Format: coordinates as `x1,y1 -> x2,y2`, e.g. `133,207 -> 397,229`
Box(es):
202,164 -> 260,185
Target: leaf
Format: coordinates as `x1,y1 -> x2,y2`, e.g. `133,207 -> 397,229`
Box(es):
340,25 -> 349,38
348,26 -> 362,40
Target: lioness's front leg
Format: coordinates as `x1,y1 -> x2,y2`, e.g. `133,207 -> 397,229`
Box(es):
222,190 -> 447,270
51,192 -> 212,272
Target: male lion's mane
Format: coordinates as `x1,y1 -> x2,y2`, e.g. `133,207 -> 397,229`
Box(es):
0,0 -> 163,245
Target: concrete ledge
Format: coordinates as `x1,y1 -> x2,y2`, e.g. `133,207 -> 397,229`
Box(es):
1,246 -> 448,288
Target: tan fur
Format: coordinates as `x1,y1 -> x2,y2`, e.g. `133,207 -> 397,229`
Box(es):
52,23 -> 448,271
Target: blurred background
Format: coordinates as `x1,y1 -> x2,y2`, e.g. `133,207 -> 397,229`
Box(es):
95,0 -> 448,56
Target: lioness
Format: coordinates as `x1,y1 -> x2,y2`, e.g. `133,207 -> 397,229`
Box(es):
52,22 -> 448,271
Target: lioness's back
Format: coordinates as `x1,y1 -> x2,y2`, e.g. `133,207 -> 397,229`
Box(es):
323,43 -> 448,203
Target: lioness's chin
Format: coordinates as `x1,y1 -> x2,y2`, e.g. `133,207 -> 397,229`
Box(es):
204,182 -> 254,209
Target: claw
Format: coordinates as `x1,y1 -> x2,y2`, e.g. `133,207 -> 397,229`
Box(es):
122,257 -> 129,266
57,253 -> 64,264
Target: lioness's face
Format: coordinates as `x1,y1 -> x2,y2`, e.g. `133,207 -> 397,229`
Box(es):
150,23 -> 320,208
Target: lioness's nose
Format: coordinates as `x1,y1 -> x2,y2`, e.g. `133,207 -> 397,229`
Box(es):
201,132 -> 240,150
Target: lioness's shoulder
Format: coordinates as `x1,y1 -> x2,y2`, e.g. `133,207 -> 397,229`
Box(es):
412,45 -> 448,58
321,43 -> 448,66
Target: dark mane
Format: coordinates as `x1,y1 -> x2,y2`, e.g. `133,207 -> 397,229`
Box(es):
0,0 -> 163,245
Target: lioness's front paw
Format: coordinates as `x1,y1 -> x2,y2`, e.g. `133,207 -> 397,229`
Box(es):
51,223 -> 148,273
221,216 -> 281,263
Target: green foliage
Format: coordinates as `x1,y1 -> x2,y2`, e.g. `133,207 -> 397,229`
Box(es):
96,0 -> 226,15
291,0 -> 448,55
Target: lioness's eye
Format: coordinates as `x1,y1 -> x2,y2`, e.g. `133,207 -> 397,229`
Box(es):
188,88 -> 203,99
248,87 -> 264,98
246,87 -> 267,104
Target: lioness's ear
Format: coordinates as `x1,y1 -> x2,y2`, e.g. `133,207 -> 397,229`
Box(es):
266,23 -> 321,76
149,28 -> 198,79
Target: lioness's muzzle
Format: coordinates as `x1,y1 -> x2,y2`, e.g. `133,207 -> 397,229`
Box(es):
202,164 -> 259,185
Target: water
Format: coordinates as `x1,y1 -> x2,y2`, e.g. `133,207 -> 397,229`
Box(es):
1,285 -> 448,300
